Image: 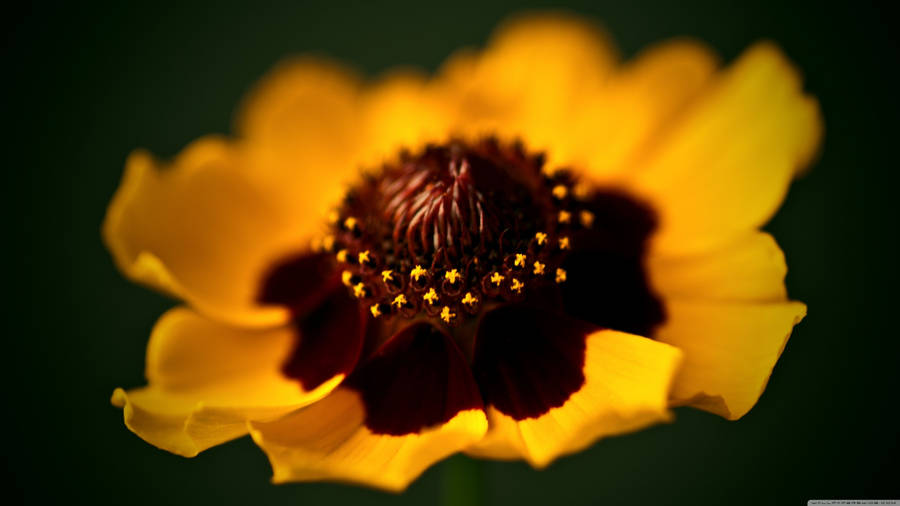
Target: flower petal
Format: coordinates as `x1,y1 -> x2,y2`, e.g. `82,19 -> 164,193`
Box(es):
357,70 -> 455,164
281,288 -> 366,393
438,12 -> 616,158
111,307 -> 339,457
647,232 -> 788,303
468,306 -> 682,467
249,322 -> 487,491
626,42 -> 823,256
655,299 -> 806,419
103,137 -> 320,327
236,58 -> 364,215
256,252 -> 341,317
559,190 -> 664,337
572,39 -> 718,180
249,389 -> 486,492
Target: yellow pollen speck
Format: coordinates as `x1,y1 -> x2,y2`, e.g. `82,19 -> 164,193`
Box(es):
462,292 -> 478,306
336,249 -> 349,263
445,269 -> 461,283
533,261 -> 546,275
341,270 -> 354,286
535,232 -> 548,245
322,235 -> 335,251
580,210 -> 595,228
440,306 -> 456,323
552,184 -> 568,199
423,288 -> 439,305
358,250 -> 371,264
559,236 -> 571,250
411,265 -> 428,281
327,210 -> 339,224
555,268 -> 567,283
352,283 -> 367,298
391,294 -> 408,308
510,278 -> 524,294
514,253 -> 527,267
490,272 -> 505,285
381,270 -> 394,283
370,304 -> 382,318
343,216 -> 358,230
558,210 -> 572,224
573,182 -> 590,200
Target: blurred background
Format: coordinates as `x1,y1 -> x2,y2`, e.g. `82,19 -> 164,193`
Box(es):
5,0 -> 898,504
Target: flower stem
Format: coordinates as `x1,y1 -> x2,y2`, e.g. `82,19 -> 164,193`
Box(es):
441,454 -> 484,506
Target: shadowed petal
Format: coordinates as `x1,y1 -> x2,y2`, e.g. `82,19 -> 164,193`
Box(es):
250,322 -> 487,491
656,299 -> 806,419
282,288 -> 366,392
111,307 -> 339,457
102,137 -> 319,327
468,307 -> 682,467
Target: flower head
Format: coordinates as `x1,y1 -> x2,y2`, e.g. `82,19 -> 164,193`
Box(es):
105,12 -> 821,491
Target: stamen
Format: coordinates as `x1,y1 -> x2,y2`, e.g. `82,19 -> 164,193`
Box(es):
440,306 -> 457,324
341,270 -> 355,286
535,232 -> 548,246
410,265 -> 428,282
352,283 -> 370,299
490,272 -> 505,286
410,264 -> 430,290
510,278 -> 525,294
514,253 -> 527,268
579,210 -> 595,228
558,210 -> 572,224
343,216 -> 360,233
357,250 -> 371,265
533,261 -> 546,276
391,294 -> 408,308
370,304 -> 383,318
555,268 -> 567,283
444,269 -> 461,284
558,237 -> 571,250
573,181 -> 590,199
423,288 -> 439,305
552,184 -> 569,200
381,270 -> 394,283
461,292 -> 479,306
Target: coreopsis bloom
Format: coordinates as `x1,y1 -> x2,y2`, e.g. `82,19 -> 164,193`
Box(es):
105,13 -> 821,491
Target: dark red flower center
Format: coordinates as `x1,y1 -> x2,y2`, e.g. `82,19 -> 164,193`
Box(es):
319,138 -> 595,334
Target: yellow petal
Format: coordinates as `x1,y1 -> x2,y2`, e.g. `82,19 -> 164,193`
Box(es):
438,12 -> 616,159
647,232 -> 788,302
357,70 -> 454,164
571,39 -> 718,180
111,307 -> 339,457
655,299 -> 806,419
626,42 -> 823,256
249,388 -> 487,492
102,137 -> 314,327
466,329 -> 682,468
237,58 -> 364,218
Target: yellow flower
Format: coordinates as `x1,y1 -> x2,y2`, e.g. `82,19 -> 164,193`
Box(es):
104,13 -> 821,492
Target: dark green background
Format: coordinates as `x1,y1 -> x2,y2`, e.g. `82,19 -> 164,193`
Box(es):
6,1 -> 898,504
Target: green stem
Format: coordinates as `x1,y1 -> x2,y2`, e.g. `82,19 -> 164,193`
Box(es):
441,454 -> 484,506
